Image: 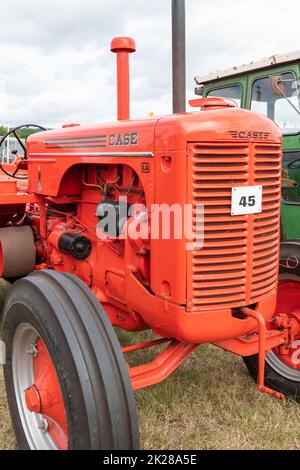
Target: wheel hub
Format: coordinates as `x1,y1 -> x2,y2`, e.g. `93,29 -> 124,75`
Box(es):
23,339 -> 68,449
25,385 -> 41,414
12,324 -> 68,450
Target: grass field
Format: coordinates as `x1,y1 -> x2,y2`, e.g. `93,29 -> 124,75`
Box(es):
1,280 -> 300,450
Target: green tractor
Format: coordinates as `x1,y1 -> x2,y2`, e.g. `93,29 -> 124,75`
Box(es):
195,51 -> 300,246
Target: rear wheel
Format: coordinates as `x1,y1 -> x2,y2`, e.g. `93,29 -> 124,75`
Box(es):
243,273 -> 300,400
2,270 -> 139,449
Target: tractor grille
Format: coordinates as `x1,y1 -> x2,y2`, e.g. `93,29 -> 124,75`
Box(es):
187,142 -> 281,311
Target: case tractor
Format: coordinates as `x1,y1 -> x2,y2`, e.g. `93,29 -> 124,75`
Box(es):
0,0 -> 300,450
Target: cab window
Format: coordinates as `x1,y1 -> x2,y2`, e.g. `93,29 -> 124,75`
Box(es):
207,84 -> 242,107
250,72 -> 300,134
282,151 -> 300,203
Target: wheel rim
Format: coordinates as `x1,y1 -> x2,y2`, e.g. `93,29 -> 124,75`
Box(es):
12,323 -> 68,450
266,280 -> 300,382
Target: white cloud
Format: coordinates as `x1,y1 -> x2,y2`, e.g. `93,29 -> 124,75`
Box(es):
0,0 -> 299,127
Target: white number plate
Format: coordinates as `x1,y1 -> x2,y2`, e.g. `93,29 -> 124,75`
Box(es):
231,186 -> 262,216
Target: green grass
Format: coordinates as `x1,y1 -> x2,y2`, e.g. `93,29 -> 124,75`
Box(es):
1,281 -> 300,450
0,279 -> 16,450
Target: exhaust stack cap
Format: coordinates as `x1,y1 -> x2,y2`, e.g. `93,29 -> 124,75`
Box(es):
110,37 -> 136,121
111,37 -> 136,53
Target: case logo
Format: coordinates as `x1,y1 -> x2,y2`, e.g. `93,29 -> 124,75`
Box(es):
109,132 -> 138,146
229,130 -> 271,140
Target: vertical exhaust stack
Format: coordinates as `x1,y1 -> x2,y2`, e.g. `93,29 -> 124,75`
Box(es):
111,37 -> 136,121
172,0 -> 186,113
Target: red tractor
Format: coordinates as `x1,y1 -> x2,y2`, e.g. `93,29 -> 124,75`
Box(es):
0,2 -> 299,451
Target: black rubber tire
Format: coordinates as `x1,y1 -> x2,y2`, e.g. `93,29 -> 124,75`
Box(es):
243,272 -> 300,401
2,269 -> 139,450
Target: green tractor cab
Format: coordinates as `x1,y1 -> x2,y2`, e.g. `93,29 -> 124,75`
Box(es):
195,51 -> 300,241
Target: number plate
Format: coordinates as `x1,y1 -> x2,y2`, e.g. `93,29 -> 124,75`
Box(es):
231,185 -> 262,216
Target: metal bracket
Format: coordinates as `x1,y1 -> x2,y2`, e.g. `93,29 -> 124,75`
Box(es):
124,339 -> 198,390
241,307 -> 285,399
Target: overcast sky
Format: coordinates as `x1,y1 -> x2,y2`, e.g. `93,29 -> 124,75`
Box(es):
0,0 -> 299,128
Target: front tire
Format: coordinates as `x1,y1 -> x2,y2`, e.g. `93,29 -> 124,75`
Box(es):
243,272 -> 300,400
2,270 -> 139,450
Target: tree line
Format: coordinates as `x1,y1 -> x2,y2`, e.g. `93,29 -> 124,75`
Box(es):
0,126 -> 42,140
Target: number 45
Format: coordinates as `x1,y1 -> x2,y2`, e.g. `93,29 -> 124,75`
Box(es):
239,195 -> 256,207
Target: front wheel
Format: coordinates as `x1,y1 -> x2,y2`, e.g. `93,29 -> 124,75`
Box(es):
243,272 -> 300,400
2,270 -> 139,450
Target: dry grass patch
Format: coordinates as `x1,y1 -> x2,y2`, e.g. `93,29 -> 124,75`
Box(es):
135,343 -> 300,449
0,279 -> 15,450
0,368 -> 16,450
0,278 -> 9,317
118,330 -> 300,450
